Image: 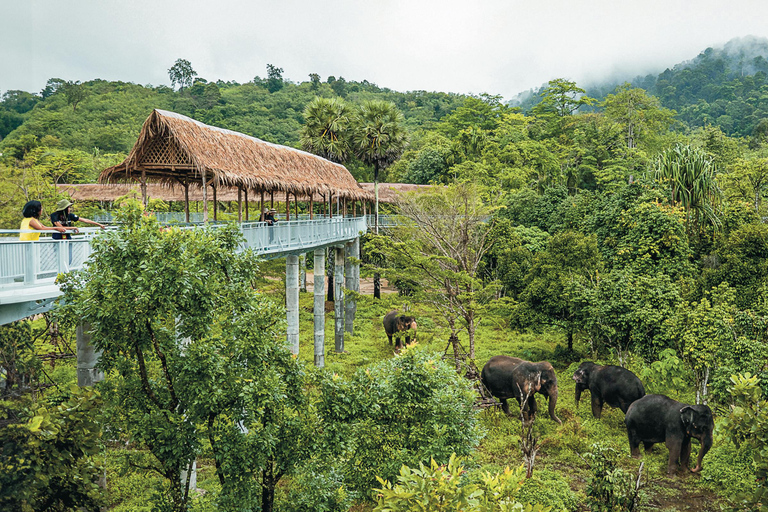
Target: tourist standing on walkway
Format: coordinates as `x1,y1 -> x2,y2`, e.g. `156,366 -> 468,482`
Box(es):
19,200 -> 68,241
50,199 -> 105,240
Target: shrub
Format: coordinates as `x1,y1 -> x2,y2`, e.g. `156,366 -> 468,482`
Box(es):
373,454 -> 556,511
318,345 -> 482,496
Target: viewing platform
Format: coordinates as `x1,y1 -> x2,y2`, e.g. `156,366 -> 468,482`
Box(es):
0,216 -> 367,325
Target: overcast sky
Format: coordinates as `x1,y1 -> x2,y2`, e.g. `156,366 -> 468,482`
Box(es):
3,0 -> 768,101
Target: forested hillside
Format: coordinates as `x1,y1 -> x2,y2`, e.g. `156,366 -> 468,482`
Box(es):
517,36 -> 768,139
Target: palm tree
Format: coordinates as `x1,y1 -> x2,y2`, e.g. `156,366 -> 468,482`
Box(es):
653,143 -> 722,233
352,100 -> 408,298
300,97 -> 352,163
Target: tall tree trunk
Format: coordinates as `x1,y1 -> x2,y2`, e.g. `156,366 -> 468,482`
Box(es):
261,462 -> 276,512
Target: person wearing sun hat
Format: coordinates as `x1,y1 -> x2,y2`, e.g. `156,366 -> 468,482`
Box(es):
50,199 -> 106,240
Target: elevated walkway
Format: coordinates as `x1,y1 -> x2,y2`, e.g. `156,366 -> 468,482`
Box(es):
0,216 -> 366,325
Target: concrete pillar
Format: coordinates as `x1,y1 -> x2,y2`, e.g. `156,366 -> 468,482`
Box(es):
334,246 -> 345,353
345,237 -> 360,334
299,253 -> 307,293
181,460 -> 197,493
286,255 -> 300,354
77,322 -> 103,387
313,248 -> 325,367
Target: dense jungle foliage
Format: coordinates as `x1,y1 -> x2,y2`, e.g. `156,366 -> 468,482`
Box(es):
2,39 -> 768,511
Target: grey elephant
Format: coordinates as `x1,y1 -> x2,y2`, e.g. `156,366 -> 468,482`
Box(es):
480,355 -> 562,424
382,310 -> 417,351
625,394 -> 714,475
572,361 -> 645,418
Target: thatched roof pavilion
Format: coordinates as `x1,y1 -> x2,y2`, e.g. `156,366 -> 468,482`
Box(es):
99,109 -> 371,221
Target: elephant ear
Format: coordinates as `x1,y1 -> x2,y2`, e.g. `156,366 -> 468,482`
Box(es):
680,406 -> 695,433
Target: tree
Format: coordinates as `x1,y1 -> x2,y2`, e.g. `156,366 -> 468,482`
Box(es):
58,201 -> 316,512
516,231 -> 602,352
168,58 -> 197,91
653,143 -> 723,234
330,76 -> 347,97
366,182 -> 497,361
602,83 -> 674,150
722,157 -> 768,213
531,78 -> 595,137
60,80 -> 89,112
300,97 -> 352,163
266,64 -> 284,93
352,99 -> 408,298
308,73 -> 321,91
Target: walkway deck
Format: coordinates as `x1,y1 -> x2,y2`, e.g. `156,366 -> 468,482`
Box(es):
0,217 -> 367,325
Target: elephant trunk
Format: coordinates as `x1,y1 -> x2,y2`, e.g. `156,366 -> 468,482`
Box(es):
548,387 -> 562,424
692,432 -> 713,473
575,386 -> 582,406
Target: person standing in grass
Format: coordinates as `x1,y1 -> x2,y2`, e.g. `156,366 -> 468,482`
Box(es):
50,199 -> 105,240
20,200 -> 68,240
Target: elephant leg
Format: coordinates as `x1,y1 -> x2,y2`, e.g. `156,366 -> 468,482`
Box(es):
405,335 -> 411,345
591,396 -> 603,419
501,399 -> 512,417
387,334 -> 393,345
665,437 -> 683,475
528,395 -> 538,419
643,442 -> 654,454
680,438 -> 692,472
395,338 -> 403,352
627,430 -> 642,458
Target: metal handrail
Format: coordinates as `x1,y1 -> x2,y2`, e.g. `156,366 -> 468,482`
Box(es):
0,217 -> 367,294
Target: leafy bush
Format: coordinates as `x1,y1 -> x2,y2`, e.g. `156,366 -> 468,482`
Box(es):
279,460 -> 352,512
584,444 -> 644,512
373,454 -> 556,512
318,345 -> 482,497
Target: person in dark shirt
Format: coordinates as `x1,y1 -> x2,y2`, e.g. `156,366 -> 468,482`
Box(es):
263,208 -> 277,226
50,199 -> 105,240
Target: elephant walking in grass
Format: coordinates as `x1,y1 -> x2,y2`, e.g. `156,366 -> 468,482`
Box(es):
481,355 -> 562,424
572,361 -> 645,418
625,394 -> 714,476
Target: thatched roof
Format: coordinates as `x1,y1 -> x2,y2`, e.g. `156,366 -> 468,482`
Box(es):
99,109 -> 372,201
359,183 -> 435,204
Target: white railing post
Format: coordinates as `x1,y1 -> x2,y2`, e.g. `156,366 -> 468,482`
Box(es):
24,243 -> 39,284
57,241 -> 69,274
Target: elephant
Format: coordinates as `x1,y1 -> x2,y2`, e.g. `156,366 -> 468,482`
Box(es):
572,361 -> 645,418
382,310 -> 417,351
480,355 -> 562,424
625,394 -> 714,476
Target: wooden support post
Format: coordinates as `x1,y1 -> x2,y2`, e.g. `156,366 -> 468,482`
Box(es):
286,191 -> 290,221
345,237 -> 359,334
140,167 -> 148,208
343,198 -> 347,217
245,188 -> 249,221
313,248 -> 325,367
213,181 -> 218,222
286,255 -> 300,354
295,193 -> 299,218
309,194 -> 314,220
260,190 -> 265,221
237,186 -> 243,222
353,201 -> 357,217
334,246 -> 345,353
183,181 -> 190,223
329,193 -> 333,218
270,191 -> 274,209
201,168 -> 208,224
